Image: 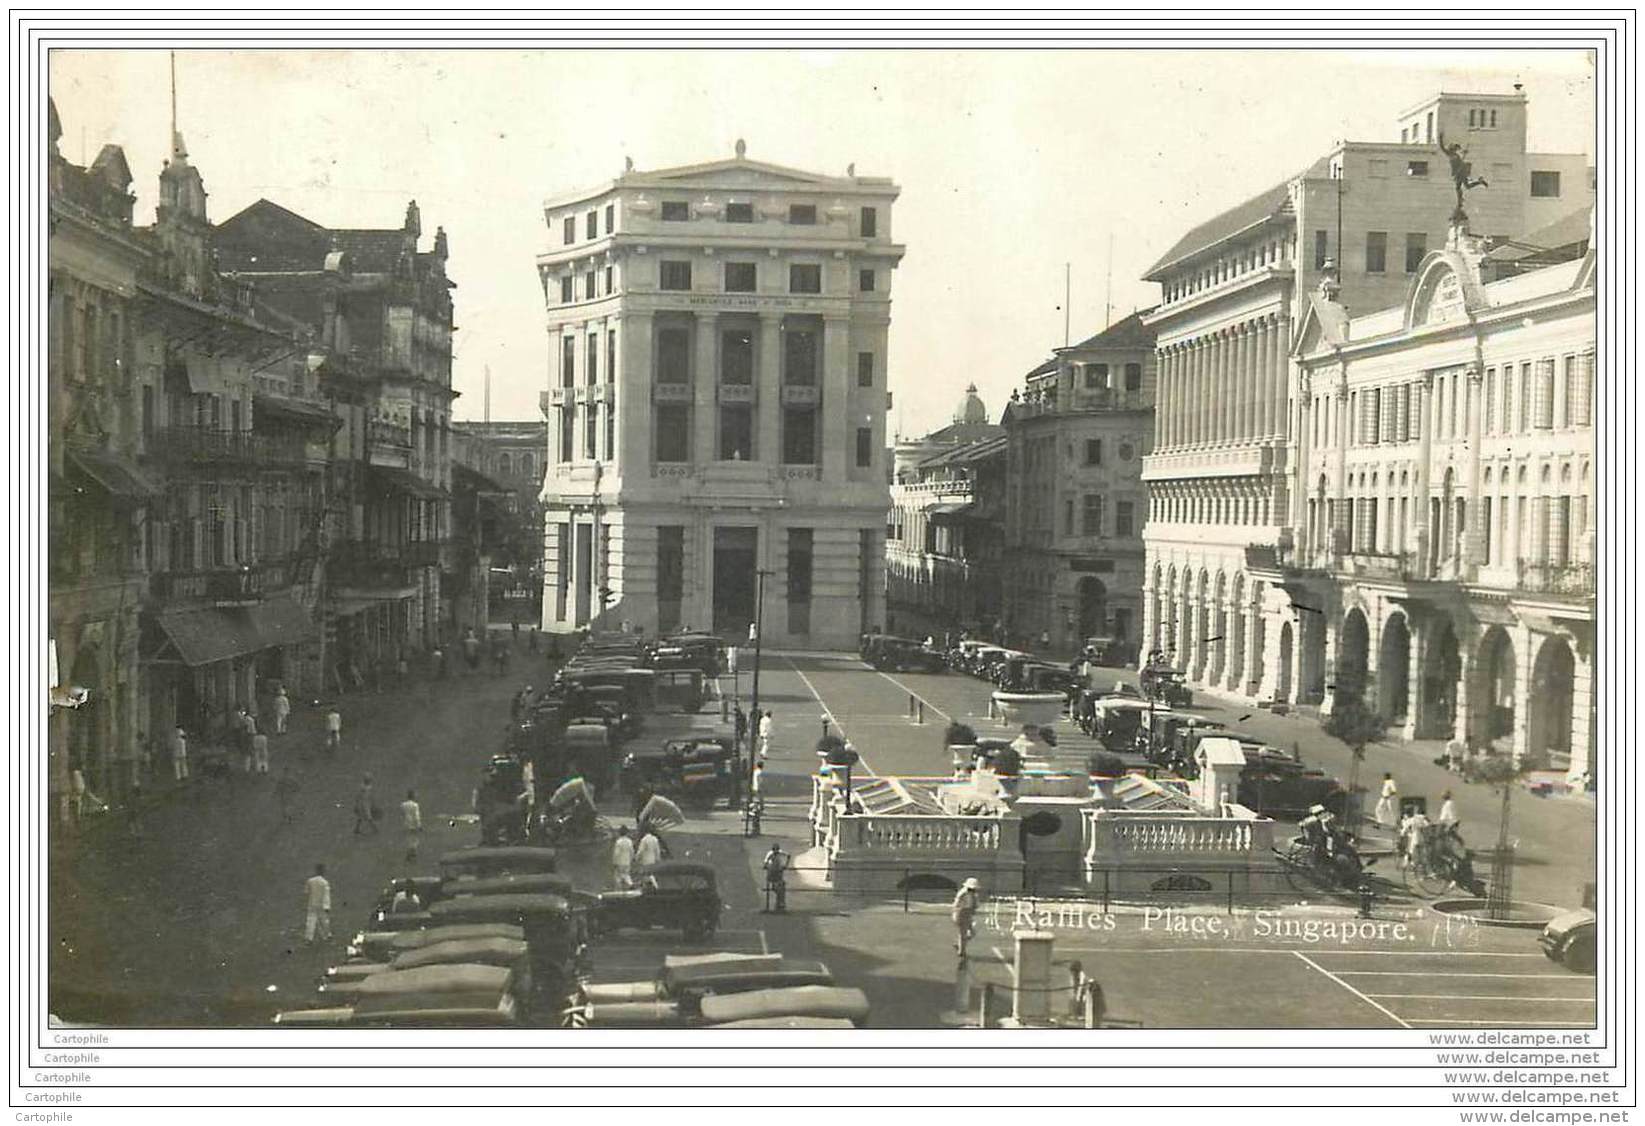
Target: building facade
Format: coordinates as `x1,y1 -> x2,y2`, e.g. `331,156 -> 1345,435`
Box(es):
886,387 -> 1006,640
1002,312 -> 1157,654
1277,226 -> 1595,779
216,196 -> 458,680
1138,89 -> 1594,713
535,143 -> 903,648
452,420 -> 548,625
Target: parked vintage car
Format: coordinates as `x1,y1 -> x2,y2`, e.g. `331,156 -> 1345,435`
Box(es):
349,923 -> 525,962
591,861 -> 723,940
1082,636 -> 1133,668
276,986 -> 522,1028
620,736 -> 743,809
1540,908 -> 1597,974
653,633 -> 723,676
697,985 -> 870,1027
868,636 -> 946,673
438,846 -> 560,880
1235,745 -> 1349,820
1140,664 -> 1193,707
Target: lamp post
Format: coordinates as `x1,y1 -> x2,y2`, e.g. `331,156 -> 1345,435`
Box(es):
746,567 -> 773,807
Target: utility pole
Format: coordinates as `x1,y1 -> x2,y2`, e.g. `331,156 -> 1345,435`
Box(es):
484,365 -> 492,425
1063,262 -> 1071,347
746,567 -> 773,805
1104,233 -> 1114,331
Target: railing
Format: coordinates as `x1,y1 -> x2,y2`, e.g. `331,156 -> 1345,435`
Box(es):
327,544 -> 415,591
1518,561 -> 1595,596
1082,810 -> 1275,864
151,560 -> 291,604
838,813 -> 1008,855
1340,551 -> 1422,581
149,427 -> 307,467
366,421 -> 413,450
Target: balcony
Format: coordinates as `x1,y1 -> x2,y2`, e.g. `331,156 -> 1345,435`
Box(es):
1339,551 -> 1423,581
1517,561 -> 1595,597
366,421 -> 413,468
148,427 -> 308,468
151,560 -> 291,606
328,544 -> 415,593
1016,388 -> 1150,416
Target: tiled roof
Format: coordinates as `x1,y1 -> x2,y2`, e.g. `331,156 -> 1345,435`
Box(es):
1142,173 -> 1310,280
1487,206 -> 1593,262
1065,308 -> 1158,351
920,420 -> 1004,447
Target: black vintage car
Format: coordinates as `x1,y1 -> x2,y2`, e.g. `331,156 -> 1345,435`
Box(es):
653,634 -> 723,676
1235,746 -> 1348,821
620,736 -> 742,810
1140,664 -> 1194,707
868,636 -> 946,673
591,861 -> 722,941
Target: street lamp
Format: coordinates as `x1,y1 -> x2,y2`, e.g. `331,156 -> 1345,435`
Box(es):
746,567 -> 773,807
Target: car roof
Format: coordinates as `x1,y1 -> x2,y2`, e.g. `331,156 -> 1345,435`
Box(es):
349,963 -> 513,996
428,893 -> 574,917
649,860 -> 716,879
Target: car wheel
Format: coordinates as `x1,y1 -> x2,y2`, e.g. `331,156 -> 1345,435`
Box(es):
1563,933 -> 1597,974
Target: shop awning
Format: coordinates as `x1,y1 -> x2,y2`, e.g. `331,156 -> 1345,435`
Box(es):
255,393 -> 341,429
927,502 -> 977,521
66,448 -> 158,500
369,465 -> 447,499
150,594 -> 316,667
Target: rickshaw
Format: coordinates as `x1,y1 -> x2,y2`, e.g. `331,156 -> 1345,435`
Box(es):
534,776 -> 606,846
620,735 -> 743,810
591,860 -> 722,940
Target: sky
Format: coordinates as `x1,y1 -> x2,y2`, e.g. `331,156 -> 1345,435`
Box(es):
48,47 -> 1594,436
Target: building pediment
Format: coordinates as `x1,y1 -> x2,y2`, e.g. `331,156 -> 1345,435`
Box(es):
1405,251 -> 1487,331
633,158 -> 851,192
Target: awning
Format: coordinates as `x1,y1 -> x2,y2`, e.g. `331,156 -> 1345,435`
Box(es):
1467,601 -> 1519,628
150,594 -> 315,667
66,448 -> 159,500
369,465 -> 447,499
184,360 -> 223,395
927,502 -> 977,522
255,393 -> 340,429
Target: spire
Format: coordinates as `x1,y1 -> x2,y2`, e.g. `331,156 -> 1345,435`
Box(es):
168,50 -> 187,162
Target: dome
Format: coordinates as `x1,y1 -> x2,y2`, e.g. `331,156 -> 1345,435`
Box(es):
953,383 -> 988,425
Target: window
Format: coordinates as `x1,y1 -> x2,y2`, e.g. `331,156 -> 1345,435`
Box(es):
560,275 -> 573,303
1407,160 -> 1429,178
1084,363 -> 1109,390
1425,112 -> 1433,143
655,404 -> 690,462
585,211 -> 597,240
604,203 -> 614,233
657,328 -> 691,384
1405,232 -> 1426,274
858,269 -> 875,293
587,333 -> 599,384
1519,362 -> 1532,431
584,270 -> 597,300
1115,501 -> 1135,538
860,206 -> 877,237
1530,170 -> 1562,198
558,406 -> 574,463
789,203 -> 816,225
1064,498 -> 1075,536
720,404 -> 753,460
789,264 -> 821,294
724,262 -> 757,293
782,407 -> 817,464
856,427 -> 873,468
1124,362 -> 1142,391
607,330 -> 616,383
1313,230 -> 1329,269
1365,231 -> 1387,274
1084,439 -> 1103,466
1082,493 -> 1104,537
787,528 -> 813,633
726,202 -> 754,223
721,329 -> 754,385
562,337 -> 576,387
784,329 -> 818,386
857,351 -> 874,388
584,400 -> 597,456
661,200 -> 690,221
563,216 -> 575,244
605,388 -> 616,458
604,265 -> 614,294
660,261 -> 692,291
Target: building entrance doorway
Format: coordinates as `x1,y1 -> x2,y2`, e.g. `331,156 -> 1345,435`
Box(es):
712,526 -> 758,636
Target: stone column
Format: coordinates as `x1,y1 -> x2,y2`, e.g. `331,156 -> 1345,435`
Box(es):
1452,640 -> 1474,750
625,312 -> 654,473
758,312 -> 783,469
1244,602 -> 1264,698
1411,375 -> 1434,576
1159,348 -> 1174,449
1226,327 -> 1244,442
693,311 -> 719,465
1140,579 -> 1156,661
1331,387 -> 1350,556
821,314 -> 850,480
1170,347 -> 1184,448
1511,624 -> 1535,763
1568,643 -> 1593,782
1463,365 -> 1487,569
1242,322 -> 1259,441
1402,615 -> 1426,742
1271,315 -> 1290,439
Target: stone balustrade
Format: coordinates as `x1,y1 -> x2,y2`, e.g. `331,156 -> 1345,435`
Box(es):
1082,808 -> 1283,896
828,810 -> 1024,896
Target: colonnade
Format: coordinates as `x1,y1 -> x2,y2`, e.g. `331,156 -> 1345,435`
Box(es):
1155,313 -> 1291,450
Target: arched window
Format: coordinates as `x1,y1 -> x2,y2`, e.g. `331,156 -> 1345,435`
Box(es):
498,452 -> 513,477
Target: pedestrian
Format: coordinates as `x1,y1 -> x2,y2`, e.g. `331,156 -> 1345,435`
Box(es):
758,710 -> 773,759
751,759 -> 765,801
432,646 -> 446,680
1374,772 -> 1398,828
635,825 -> 662,876
252,729 -> 271,775
610,826 -> 635,889
325,706 -> 342,754
528,625 -> 539,655
275,766 -> 300,823
171,726 -> 190,782
493,642 -> 508,677
304,863 -> 332,945
511,620 -> 520,647
1436,790 -> 1458,827
399,789 -> 422,861
1038,630 -> 1051,651
390,880 -> 423,914
125,778 -> 143,838
952,877 -> 982,955
733,704 -> 747,749
241,710 -> 260,773
396,648 -> 409,686
463,629 -> 481,673
272,686 -> 291,735
353,773 -> 379,836
761,841 -> 788,913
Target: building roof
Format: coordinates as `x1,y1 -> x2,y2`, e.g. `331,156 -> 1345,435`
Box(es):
1142,169 -> 1316,280
918,420 -> 1004,449
1062,308 -> 1158,352
1486,205 -> 1593,264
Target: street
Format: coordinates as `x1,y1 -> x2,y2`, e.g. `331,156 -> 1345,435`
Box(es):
47,642 -> 1596,1029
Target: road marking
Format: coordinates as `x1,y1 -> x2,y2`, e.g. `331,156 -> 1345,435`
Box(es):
1333,971 -> 1585,979
869,670 -> 954,724
1405,1019 -> 1598,1027
1291,950 -> 1412,1029
784,657 -> 876,777
1367,993 -> 1596,1003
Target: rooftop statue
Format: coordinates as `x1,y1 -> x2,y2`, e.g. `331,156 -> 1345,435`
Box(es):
1437,133 -> 1489,223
